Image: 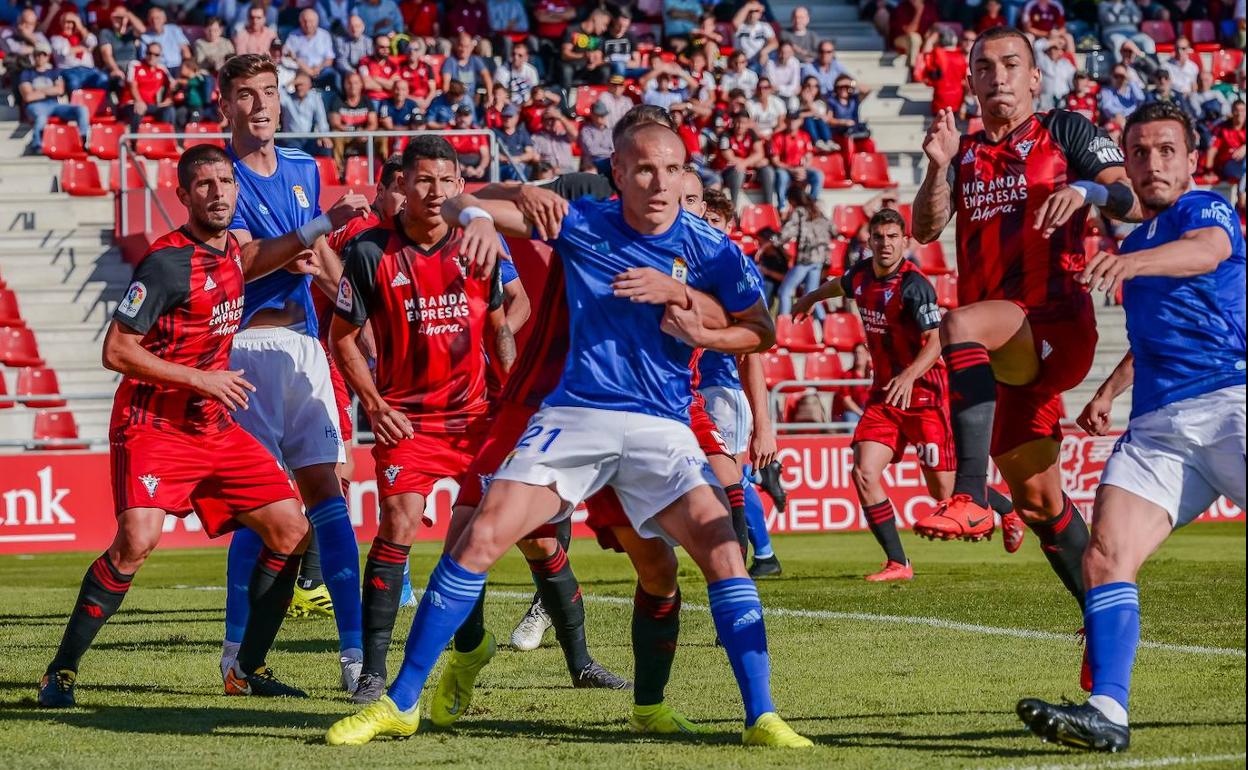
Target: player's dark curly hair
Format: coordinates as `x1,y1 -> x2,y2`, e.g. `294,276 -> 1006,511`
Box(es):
868,207 -> 908,236
379,154 -> 404,187
402,134 -> 460,172
177,144 -> 232,189
1123,100 -> 1198,153
702,187 -> 735,226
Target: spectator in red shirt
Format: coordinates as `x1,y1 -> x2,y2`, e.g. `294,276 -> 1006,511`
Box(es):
890,0 -> 938,68
976,0 -> 1009,32
1065,71 -> 1099,123
397,42 -> 437,110
770,111 -> 824,206
359,34 -> 400,102
121,43 -> 175,134
1021,0 -> 1076,51
716,111 -> 777,208
534,0 -> 578,41
448,104 -> 491,179
919,28 -> 968,114
1207,100 -> 1246,182
401,0 -> 441,43
446,0 -> 493,57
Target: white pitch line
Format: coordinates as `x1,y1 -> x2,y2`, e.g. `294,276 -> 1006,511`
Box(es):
170,585 -> 1246,659
977,751 -> 1246,770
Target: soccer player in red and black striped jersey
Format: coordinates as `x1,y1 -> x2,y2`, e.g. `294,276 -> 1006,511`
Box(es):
794,209 -> 1020,580
911,27 -> 1140,616
37,146 -> 319,708
329,135 -> 515,704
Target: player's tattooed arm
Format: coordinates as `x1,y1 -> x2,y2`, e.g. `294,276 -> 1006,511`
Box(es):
489,306 -> 517,373
102,321 -> 255,411
1078,351 -> 1134,436
913,108 -> 959,243
328,314 -> 413,446
503,278 -> 532,333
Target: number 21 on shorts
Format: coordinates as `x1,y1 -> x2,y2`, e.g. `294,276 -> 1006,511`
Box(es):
516,423 -> 562,453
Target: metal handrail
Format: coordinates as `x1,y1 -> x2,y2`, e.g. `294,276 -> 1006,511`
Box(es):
1,392 -> 115,404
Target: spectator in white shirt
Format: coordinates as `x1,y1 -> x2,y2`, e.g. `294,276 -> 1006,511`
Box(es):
494,42 -> 540,105
286,8 -> 341,95
765,40 -> 803,102
1036,33 -> 1076,110
732,1 -> 777,64
50,12 -> 108,90
748,77 -> 788,137
720,51 -> 759,99
1099,0 -> 1156,62
1162,38 -> 1200,95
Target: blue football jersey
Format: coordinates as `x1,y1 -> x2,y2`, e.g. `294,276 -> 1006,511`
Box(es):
698,351 -> 741,389
1120,189 -> 1246,418
544,198 -> 764,422
228,143 -> 323,337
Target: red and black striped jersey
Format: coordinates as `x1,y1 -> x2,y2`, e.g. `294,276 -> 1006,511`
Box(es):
335,219 -> 504,433
109,227 -> 245,434
839,258 -> 946,409
314,208 -> 383,344
953,109 -> 1122,322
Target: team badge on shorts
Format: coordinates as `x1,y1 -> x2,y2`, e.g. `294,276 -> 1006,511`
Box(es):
139,473 -> 160,497
384,465 -> 402,485
292,184 -> 310,208
671,257 -> 688,284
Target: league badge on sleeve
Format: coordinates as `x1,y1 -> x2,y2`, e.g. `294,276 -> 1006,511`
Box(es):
292,184 -> 311,209
118,281 -> 147,318
336,278 -> 353,312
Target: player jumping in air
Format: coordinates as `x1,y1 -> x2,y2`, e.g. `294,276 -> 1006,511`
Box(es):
214,54 -> 372,692
911,27 -> 1140,615
793,209 -> 1019,580
325,116 -> 811,749
1017,102 -> 1245,752
38,146 -> 318,707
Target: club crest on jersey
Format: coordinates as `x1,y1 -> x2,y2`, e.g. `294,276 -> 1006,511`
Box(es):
960,147 -> 976,165
1015,139 -> 1035,160
258,203 -> 270,215
884,288 -> 894,304
138,473 -> 159,497
1147,219 -> 1158,239
590,240 -> 612,254
336,278 -> 353,312
671,257 -> 688,284
384,465 -> 402,485
292,184 -> 310,209
118,281 -> 147,318
204,274 -> 217,292
1041,340 -> 1054,360
391,271 -> 411,288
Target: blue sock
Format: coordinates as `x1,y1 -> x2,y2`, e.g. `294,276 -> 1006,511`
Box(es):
707,577 -> 775,726
307,497 -> 363,653
224,527 -> 263,644
742,467 -> 774,559
387,555 -> 487,711
1086,582 -> 1140,714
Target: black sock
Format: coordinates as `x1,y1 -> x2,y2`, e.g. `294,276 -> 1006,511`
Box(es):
724,483 -> 749,557
361,538 -> 410,677
528,545 -> 592,675
454,587 -> 487,653
298,530 -> 323,589
864,499 -> 907,564
48,553 -> 133,674
987,488 -> 1014,516
632,586 -> 680,707
555,519 -> 572,552
236,547 -> 299,674
1029,494 -> 1089,609
944,342 -> 997,506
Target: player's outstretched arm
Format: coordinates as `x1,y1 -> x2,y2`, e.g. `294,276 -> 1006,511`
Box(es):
1078,351 -> 1134,436
328,314 -> 413,446
792,278 -> 844,321
102,321 -> 255,411
1080,226 -> 1233,294
442,191 -> 556,240
662,298 -> 776,354
912,108 -> 960,244
234,192 -> 371,280
739,352 -> 778,468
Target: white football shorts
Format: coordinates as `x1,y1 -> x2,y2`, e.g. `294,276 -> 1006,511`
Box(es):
492,405 -> 719,543
700,385 -> 754,457
229,326 -> 346,470
1100,384 -> 1245,527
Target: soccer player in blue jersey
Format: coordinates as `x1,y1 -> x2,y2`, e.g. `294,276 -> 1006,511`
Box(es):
1017,102 -> 1246,753
326,117 -> 812,748
213,53 -> 372,694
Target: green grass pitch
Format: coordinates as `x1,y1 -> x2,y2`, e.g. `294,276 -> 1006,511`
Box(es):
1,525 -> 1244,769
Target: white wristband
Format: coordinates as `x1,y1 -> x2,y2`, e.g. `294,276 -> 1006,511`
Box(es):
458,206 -> 494,227
296,213 -> 332,248
1070,180 -> 1108,207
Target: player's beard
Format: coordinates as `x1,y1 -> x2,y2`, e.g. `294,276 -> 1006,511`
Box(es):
193,209 -> 232,235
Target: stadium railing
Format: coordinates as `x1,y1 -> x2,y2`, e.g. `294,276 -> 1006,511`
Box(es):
769,377 -> 870,433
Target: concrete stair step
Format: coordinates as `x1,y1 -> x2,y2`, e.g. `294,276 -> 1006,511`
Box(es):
26,323 -> 109,344
1,263 -> 134,289
0,193 -> 114,231
0,228 -> 112,251
16,300 -> 116,326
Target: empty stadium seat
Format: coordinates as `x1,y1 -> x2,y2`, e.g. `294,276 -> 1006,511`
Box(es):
849,152 -> 896,188
109,158 -> 149,192
914,241 -> 951,275
184,121 -> 226,149
934,273 -> 958,308
831,205 -> 867,238
809,153 -> 854,189
60,159 -> 108,197
822,312 -> 866,352
87,121 -> 124,160
41,124 -> 86,160
16,366 -> 65,408
32,409 -> 86,450
315,155 -> 341,185
802,351 -> 847,390
156,158 -> 179,189
1211,49 -> 1244,82
0,371 -> 11,409
574,85 -> 609,117
345,156 -> 371,188
775,314 -> 822,352
136,122 -> 180,160
0,287 -> 23,327
1141,20 -> 1176,53
738,203 -> 782,236
827,238 -> 848,275
761,350 -> 797,390
0,327 -> 43,367
71,88 -> 110,122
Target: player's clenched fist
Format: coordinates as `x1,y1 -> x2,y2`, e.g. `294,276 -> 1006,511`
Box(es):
1034,186 -> 1089,239
459,217 -> 504,279
368,404 -> 415,446
923,108 -> 961,169
1076,393 -> 1113,436
326,192 -> 373,229
192,368 -> 256,411
611,267 -> 686,305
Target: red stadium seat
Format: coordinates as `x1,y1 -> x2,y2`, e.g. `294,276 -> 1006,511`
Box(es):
802,351 -> 847,391
87,121 -> 124,160
0,371 -> 11,409
136,122 -> 180,160
822,311 -> 866,352
315,155 -> 341,185
32,409 -> 86,450
41,124 -> 86,160
934,273 -> 958,308
71,88 -> 111,122
184,121 -> 226,149
60,159 -> 108,197
849,152 -> 896,188
345,156 -> 371,188
827,238 -> 848,275
0,287 -> 23,327
1183,20 -> 1218,52
761,350 -> 797,390
914,241 -> 951,275
16,366 -> 66,408
775,314 -> 822,353
1141,20 -> 1176,53
738,203 -> 782,236
809,153 -> 854,189
736,234 -> 758,257
156,158 -> 179,189
109,158 -> 149,192
423,53 -> 446,72
831,205 -> 867,238
1211,49 -> 1244,82
574,85 -> 609,117
0,327 -> 43,367
895,203 -> 913,233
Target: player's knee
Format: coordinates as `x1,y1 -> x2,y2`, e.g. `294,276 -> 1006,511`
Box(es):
266,512 -> 310,554
108,535 -> 157,573
517,537 -> 557,560
851,462 -> 882,494
635,549 -> 679,596
939,306 -> 976,344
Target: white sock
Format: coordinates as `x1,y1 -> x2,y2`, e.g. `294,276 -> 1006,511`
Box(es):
1088,694 -> 1129,726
